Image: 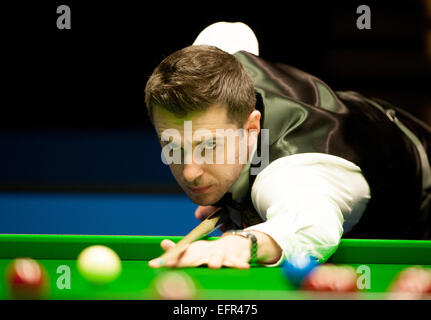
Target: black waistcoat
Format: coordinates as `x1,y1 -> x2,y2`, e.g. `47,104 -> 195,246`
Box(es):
215,51 -> 431,240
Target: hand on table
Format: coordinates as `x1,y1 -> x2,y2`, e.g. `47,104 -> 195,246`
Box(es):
148,234 -> 252,269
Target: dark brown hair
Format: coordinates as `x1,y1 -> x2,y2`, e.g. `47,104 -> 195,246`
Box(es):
145,45 -> 256,126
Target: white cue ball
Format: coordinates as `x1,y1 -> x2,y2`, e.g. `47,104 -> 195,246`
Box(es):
77,245 -> 122,285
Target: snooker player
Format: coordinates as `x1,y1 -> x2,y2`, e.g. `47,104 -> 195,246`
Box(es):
147,22 -> 431,269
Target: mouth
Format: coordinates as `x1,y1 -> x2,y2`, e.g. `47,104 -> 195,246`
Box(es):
187,185 -> 213,194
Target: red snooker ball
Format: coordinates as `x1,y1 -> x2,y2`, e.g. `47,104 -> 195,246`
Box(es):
6,258 -> 48,299
302,264 -> 358,293
152,271 -> 197,300
388,266 -> 431,300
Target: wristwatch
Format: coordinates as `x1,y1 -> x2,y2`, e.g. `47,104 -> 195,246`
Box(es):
224,230 -> 258,263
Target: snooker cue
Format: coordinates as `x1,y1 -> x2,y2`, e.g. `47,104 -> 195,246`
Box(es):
158,207 -> 228,265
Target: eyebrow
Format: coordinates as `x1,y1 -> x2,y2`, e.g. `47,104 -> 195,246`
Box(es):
159,135 -> 225,147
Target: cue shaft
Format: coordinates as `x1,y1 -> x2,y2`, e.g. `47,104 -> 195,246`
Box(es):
159,207 -> 228,264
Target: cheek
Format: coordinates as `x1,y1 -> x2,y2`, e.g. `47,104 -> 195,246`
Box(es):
168,165 -> 183,181
211,164 -> 242,185
219,136 -> 248,165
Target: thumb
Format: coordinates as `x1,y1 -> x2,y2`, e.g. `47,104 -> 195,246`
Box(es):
161,239 -> 176,252
195,205 -> 218,220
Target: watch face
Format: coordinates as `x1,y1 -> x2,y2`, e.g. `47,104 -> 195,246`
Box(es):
239,231 -> 257,241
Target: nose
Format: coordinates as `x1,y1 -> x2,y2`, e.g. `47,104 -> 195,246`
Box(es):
183,162 -> 204,184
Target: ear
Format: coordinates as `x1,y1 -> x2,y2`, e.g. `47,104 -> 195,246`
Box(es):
243,110 -> 261,135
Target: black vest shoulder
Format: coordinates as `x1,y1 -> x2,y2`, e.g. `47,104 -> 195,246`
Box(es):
232,51 -> 427,239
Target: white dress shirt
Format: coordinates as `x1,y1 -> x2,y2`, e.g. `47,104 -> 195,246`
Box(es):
245,153 -> 370,265
193,22 -> 371,265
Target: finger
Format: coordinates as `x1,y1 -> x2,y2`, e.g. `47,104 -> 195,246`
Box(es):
164,258 -> 178,268
148,240 -> 181,268
224,258 -> 250,270
149,252 -> 182,268
148,257 -> 164,268
207,251 -> 225,269
161,239 -> 176,252
235,262 -> 251,270
194,205 -> 218,220
175,242 -> 208,268
176,256 -> 207,268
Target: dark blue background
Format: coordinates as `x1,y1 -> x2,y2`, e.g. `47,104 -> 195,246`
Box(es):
0,129 -> 223,235
0,129 -> 174,187
0,192 -> 215,236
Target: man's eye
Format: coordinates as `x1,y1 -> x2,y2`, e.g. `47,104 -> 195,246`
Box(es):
202,140 -> 216,150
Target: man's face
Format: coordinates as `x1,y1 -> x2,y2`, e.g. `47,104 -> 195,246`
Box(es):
153,104 -> 254,206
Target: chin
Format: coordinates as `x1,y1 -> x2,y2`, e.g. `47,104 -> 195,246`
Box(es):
189,197 -> 215,206
187,192 -> 220,206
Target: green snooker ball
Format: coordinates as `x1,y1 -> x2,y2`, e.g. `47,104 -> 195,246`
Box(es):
77,245 -> 121,285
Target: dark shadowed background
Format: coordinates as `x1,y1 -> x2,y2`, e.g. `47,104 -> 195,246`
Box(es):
0,1 -> 430,235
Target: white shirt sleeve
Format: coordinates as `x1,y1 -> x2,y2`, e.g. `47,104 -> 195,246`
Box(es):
245,153 -> 371,266
192,21 -> 259,56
